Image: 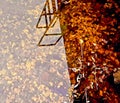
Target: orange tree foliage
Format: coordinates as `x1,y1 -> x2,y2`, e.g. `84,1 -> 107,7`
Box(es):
59,0 -> 120,102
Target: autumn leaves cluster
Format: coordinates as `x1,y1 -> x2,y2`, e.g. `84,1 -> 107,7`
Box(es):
59,0 -> 120,102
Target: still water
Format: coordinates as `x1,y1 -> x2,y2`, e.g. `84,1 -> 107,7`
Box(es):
0,0 -> 70,103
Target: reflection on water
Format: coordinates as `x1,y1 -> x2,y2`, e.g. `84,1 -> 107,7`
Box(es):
0,0 -> 70,103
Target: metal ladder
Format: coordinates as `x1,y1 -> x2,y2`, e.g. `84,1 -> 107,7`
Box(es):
36,0 -> 62,46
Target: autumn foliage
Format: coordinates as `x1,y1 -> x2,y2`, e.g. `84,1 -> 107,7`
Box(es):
59,0 -> 120,102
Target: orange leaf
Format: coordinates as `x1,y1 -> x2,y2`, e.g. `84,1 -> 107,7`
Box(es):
99,90 -> 103,96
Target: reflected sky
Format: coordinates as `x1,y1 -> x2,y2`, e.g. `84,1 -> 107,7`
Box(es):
0,0 -> 70,102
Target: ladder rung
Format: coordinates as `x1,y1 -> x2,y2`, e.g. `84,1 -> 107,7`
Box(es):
38,35 -> 62,46
45,33 -> 61,36
37,44 -> 55,46
41,12 -> 57,16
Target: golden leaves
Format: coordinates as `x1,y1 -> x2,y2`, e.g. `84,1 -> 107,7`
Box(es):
97,48 -> 105,54
114,71 -> 120,83
25,60 -> 35,71
27,5 -> 40,18
7,81 -> 13,85
21,40 -> 25,48
99,90 -> 103,96
60,0 -> 120,102
0,69 -> 7,76
49,82 -> 53,86
70,72 -> 76,84
13,88 -> 21,95
57,82 -> 63,88
7,61 -> 14,70
38,84 -> 45,91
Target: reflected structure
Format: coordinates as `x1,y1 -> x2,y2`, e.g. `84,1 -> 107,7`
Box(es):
37,0 -> 120,103
36,0 -> 62,46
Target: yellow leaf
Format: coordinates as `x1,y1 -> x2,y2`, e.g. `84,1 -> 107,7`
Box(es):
99,90 -> 103,96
